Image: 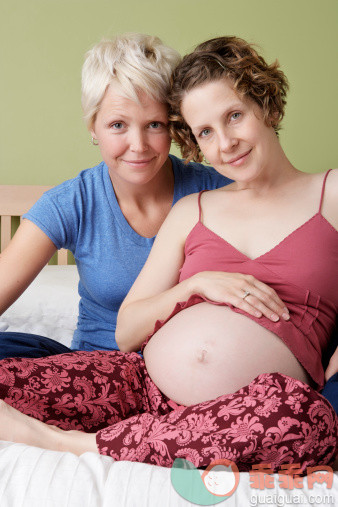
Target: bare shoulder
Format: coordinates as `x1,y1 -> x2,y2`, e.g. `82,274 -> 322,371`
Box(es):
167,188 -> 231,241
302,168 -> 338,195
157,192 -> 201,240
320,168 -> 338,229
170,192 -> 200,221
326,168 -> 338,186
171,189 -> 228,221
322,168 -> 338,201
197,183 -> 235,207
172,191 -> 200,209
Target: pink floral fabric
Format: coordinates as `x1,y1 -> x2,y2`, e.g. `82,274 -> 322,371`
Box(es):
0,351 -> 336,472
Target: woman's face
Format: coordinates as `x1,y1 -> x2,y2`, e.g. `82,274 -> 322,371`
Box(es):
91,83 -> 171,187
181,78 -> 278,183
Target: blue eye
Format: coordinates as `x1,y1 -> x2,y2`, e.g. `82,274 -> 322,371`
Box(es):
148,122 -> 167,130
199,128 -> 211,138
231,112 -> 241,121
111,122 -> 124,129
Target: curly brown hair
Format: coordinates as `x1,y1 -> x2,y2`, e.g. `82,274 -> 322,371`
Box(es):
169,36 -> 289,163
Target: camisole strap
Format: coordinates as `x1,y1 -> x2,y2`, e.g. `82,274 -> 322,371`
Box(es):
197,190 -> 206,222
318,169 -> 332,213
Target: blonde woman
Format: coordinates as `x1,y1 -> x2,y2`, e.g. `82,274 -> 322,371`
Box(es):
0,33 -> 230,358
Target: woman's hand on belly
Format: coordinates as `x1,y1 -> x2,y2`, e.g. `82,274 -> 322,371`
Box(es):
189,271 -> 290,322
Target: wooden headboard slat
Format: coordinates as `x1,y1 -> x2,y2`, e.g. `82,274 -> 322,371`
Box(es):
0,185 -> 52,215
1,215 -> 11,251
57,249 -> 68,265
0,185 -> 70,265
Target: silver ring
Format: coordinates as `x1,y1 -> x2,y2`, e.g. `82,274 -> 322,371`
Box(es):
242,290 -> 251,299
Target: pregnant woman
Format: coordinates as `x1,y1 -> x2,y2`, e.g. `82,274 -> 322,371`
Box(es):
0,36 -> 336,472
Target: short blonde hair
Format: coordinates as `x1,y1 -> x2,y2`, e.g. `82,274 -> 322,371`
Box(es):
81,33 -> 181,129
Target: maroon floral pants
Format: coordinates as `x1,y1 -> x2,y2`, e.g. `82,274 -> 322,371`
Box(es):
0,350 -> 336,471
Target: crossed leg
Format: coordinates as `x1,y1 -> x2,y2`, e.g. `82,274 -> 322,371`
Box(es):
0,350 -> 168,455
0,351 -> 337,471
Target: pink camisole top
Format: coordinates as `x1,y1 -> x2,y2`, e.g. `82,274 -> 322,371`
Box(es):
143,170 -> 338,389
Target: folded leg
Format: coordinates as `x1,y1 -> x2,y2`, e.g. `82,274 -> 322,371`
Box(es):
0,331 -> 71,359
96,372 -> 338,471
0,350 -> 169,432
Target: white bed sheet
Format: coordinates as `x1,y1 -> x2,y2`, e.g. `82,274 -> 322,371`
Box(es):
0,266 -> 79,345
0,266 -> 337,506
0,441 -> 336,507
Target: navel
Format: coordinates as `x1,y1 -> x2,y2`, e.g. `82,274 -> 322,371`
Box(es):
197,349 -> 208,363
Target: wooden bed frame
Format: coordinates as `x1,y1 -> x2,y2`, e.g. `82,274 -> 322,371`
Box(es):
0,185 -> 69,265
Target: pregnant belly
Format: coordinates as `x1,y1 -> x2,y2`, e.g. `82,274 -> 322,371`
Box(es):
143,303 -> 310,406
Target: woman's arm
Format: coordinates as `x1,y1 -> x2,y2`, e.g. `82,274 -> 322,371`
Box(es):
116,196 -> 196,352
0,219 -> 57,315
325,346 -> 338,381
116,195 -> 289,352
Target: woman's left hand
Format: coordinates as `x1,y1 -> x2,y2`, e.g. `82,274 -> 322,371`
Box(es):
325,346 -> 338,381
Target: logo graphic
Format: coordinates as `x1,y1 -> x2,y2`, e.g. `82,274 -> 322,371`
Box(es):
170,458 -> 240,505
171,459 -> 334,505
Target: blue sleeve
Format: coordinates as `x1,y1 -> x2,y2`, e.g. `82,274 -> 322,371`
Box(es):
200,163 -> 232,188
23,187 -> 78,252
171,155 -> 232,199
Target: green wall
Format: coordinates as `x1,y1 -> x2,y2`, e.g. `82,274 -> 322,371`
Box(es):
1,0 -> 337,185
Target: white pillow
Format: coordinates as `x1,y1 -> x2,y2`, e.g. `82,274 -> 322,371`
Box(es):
0,265 -> 80,347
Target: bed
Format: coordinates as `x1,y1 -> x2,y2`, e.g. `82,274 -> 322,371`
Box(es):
0,185 -> 337,506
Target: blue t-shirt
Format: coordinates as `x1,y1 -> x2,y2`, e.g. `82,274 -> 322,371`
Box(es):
24,155 -> 231,351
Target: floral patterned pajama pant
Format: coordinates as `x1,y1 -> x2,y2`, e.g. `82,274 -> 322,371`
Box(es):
0,350 -> 337,471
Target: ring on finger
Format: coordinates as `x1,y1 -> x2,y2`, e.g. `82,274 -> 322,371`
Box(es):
242,290 -> 251,300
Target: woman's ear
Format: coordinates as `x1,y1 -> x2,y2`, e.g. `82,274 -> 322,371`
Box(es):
267,110 -> 280,129
89,123 -> 98,145
89,124 -> 96,139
